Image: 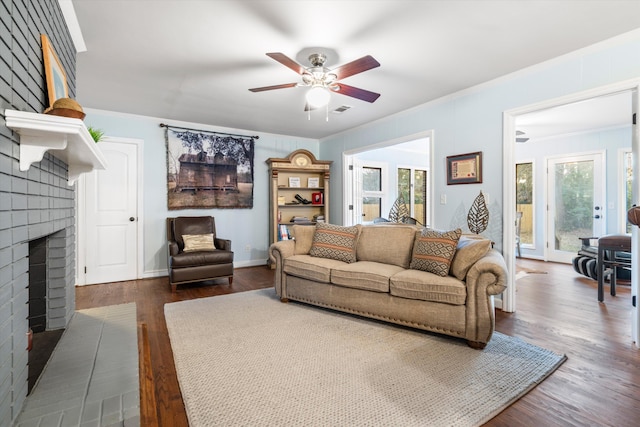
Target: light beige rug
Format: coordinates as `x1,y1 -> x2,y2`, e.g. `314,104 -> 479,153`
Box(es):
165,289 -> 565,427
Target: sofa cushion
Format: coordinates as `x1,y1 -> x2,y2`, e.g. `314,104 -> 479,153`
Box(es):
410,228 -> 462,276
331,261 -> 404,293
291,225 -> 316,255
283,254 -> 346,284
309,222 -> 360,263
450,235 -> 492,280
390,269 -> 467,305
356,225 -> 417,268
182,234 -> 215,252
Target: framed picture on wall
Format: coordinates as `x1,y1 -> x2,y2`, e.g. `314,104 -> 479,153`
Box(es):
446,151 -> 483,185
41,34 -> 69,108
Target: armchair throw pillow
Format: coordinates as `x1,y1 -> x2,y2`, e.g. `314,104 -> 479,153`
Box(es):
182,234 -> 216,252
410,228 -> 462,276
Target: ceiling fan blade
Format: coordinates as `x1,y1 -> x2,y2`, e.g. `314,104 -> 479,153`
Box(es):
249,83 -> 298,92
333,83 -> 380,103
331,55 -> 380,80
266,52 -> 307,75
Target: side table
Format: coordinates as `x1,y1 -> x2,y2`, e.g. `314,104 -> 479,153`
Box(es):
597,234 -> 632,302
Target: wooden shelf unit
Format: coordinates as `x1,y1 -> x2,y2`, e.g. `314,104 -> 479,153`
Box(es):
266,149 -> 332,246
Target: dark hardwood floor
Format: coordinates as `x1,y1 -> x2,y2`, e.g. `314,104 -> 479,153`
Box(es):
76,260 -> 640,426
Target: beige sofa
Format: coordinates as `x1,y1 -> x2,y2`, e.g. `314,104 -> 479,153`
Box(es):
269,223 -> 508,349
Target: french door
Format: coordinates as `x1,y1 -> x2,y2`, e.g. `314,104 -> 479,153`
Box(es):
546,152 -> 605,263
350,160 -> 387,225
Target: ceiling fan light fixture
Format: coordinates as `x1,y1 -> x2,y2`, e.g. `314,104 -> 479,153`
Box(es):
306,85 -> 330,107
324,73 -> 337,84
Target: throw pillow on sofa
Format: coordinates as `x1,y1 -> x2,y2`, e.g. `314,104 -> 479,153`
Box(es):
450,235 -> 492,280
309,222 -> 360,263
410,228 -> 462,276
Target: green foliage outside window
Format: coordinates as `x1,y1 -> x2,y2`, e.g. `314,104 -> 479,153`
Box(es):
555,161 -> 593,232
516,163 -> 532,204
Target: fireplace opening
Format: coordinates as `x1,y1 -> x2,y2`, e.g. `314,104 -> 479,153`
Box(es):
27,236 -> 64,394
28,237 -> 47,333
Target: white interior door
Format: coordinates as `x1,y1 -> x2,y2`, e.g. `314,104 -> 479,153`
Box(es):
546,152 -> 605,263
83,138 -> 139,285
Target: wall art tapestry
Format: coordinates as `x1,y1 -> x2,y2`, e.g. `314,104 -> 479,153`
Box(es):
164,124 -> 257,210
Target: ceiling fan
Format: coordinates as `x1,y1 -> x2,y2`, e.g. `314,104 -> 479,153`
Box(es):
249,52 -> 381,110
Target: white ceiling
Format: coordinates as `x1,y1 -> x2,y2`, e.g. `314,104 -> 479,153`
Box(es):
516,91 -> 632,142
71,0 -> 640,140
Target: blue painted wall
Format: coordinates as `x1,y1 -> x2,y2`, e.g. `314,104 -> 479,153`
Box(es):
82,110 -> 318,275
320,30 -> 640,251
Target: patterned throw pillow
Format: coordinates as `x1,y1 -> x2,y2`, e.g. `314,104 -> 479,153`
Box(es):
410,228 -> 462,276
182,234 -> 215,252
309,222 -> 360,263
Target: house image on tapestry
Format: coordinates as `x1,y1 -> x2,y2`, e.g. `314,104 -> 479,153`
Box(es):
177,151 -> 238,192
165,126 -> 256,209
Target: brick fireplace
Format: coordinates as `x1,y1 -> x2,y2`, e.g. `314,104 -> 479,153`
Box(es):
0,151 -> 77,421
1,0 -> 78,423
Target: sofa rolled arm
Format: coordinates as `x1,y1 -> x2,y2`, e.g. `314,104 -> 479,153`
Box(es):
464,249 -> 508,346
269,240 -> 295,263
466,249 -> 508,296
269,240 -> 296,297
215,238 -> 232,251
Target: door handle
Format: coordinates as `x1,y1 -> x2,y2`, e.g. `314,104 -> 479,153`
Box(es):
129,217 -> 135,222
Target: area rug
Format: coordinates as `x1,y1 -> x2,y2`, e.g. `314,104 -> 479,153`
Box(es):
165,289 -> 565,427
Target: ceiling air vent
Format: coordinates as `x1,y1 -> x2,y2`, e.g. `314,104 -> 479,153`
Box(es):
332,105 -> 352,114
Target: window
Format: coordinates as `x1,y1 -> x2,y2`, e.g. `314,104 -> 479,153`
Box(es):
516,162 -> 533,245
397,167 -> 428,225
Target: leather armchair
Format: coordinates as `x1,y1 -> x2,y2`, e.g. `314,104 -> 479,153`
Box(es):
166,216 -> 234,292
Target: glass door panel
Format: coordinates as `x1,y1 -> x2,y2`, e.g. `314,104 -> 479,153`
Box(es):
414,169 -> 427,225
362,197 -> 381,222
547,153 -> 604,263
